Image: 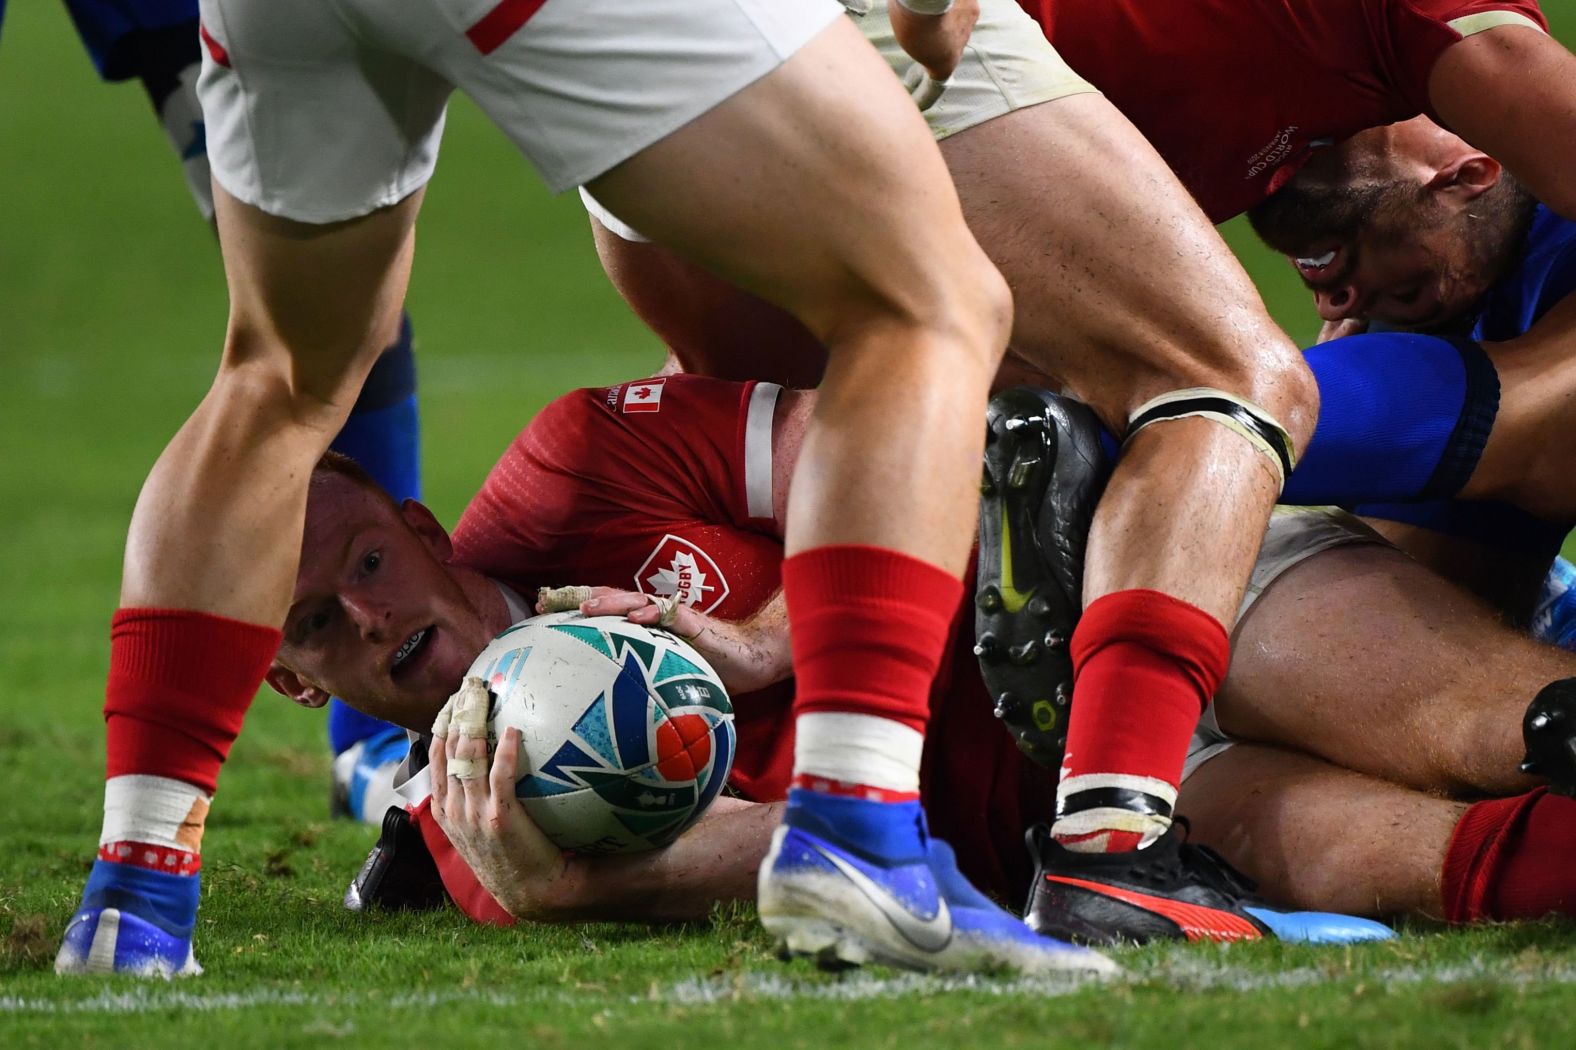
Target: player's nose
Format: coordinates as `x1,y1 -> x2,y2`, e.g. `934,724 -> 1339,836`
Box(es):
341,591 -> 393,641
1314,283 -> 1364,323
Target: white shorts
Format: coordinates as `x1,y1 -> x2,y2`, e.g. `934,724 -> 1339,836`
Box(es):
1181,507 -> 1391,781
581,0 -> 1094,238
853,0 -> 1094,141
197,0 -> 843,223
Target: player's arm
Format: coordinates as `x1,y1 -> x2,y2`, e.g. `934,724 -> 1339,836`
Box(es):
1430,22 -> 1576,220
541,585 -> 791,696
889,0 -> 980,102
430,707 -> 776,923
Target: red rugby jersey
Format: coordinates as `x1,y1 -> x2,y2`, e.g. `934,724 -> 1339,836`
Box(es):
1023,0 -> 1547,221
448,375 -> 1055,906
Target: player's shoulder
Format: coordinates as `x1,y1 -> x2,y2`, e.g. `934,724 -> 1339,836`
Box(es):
1475,206 -> 1576,337
532,375 -> 750,429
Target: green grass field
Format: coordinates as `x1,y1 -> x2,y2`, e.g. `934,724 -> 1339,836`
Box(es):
5,4 -> 1576,1046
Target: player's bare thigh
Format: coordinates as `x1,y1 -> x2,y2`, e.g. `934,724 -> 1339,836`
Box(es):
1218,541 -> 1557,797
939,91 -> 1312,436
586,16 -> 1006,357
1179,743 -> 1460,919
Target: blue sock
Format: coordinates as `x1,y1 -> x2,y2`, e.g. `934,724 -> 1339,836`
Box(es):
330,314 -> 421,505
78,860 -> 200,940
1282,333 -> 1499,506
784,789 -> 927,864
327,314 -> 421,755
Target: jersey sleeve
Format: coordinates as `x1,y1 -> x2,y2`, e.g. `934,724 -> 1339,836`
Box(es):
1386,0 -> 1549,115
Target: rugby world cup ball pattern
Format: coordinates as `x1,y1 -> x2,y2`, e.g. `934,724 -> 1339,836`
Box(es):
467,613 -> 735,854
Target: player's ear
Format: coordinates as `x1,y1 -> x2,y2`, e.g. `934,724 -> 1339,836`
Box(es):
264,664 -> 332,709
399,499 -> 454,560
1430,152 -> 1501,205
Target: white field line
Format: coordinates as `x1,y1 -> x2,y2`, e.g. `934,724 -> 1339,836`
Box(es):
7,957 -> 1576,1015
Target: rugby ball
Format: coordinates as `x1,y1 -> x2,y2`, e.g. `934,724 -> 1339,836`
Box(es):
466,613 -> 735,855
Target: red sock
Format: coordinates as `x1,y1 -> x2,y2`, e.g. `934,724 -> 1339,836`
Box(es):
1442,788 -> 1576,923
105,608 -> 283,794
1055,590 -> 1229,851
781,545 -> 961,733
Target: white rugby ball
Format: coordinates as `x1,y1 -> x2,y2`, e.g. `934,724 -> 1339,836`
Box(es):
466,613 -> 735,855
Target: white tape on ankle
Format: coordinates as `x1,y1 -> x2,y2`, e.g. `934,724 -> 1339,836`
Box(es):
101,775 -> 211,851
793,712 -> 923,794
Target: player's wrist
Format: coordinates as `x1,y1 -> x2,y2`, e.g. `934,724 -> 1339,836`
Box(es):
894,0 -> 955,14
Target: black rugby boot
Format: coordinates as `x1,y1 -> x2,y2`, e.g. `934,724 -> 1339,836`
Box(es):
1022,822 -> 1394,946
1520,679 -> 1576,795
975,388 -> 1112,769
344,806 -> 449,912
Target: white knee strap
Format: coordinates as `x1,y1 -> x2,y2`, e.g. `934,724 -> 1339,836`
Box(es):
1126,387 -> 1296,489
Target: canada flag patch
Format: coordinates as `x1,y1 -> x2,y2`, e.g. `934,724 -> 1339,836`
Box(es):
621,379 -> 665,414
635,535 -> 729,614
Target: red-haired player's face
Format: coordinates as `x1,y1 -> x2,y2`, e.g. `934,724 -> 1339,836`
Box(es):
269,474 -> 491,732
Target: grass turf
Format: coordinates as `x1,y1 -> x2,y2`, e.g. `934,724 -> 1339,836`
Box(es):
4,2 -> 1576,1046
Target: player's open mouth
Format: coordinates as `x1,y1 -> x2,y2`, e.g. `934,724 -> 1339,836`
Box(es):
391,626 -> 434,676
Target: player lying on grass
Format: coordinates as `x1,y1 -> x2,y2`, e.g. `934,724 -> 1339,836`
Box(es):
274,373 -> 1572,935
65,0 -> 1108,979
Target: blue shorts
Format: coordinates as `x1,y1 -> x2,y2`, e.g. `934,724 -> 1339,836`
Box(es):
62,0 -> 198,81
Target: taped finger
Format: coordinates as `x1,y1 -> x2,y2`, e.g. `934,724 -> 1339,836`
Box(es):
537,584 -> 595,613
431,695 -> 455,740
645,593 -> 682,628
902,63 -> 949,112
453,676 -> 490,738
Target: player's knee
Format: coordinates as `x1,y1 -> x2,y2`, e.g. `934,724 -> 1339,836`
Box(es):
1200,341 -> 1319,455
830,249 -> 1012,381
212,351 -> 365,442
911,249 -> 1013,376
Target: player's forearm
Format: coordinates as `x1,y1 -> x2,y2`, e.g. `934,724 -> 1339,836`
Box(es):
539,799 -> 780,924
1431,27 -> 1576,222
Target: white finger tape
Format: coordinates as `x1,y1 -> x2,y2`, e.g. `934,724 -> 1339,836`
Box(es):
447,757 -> 483,781
537,585 -> 595,613
453,677 -> 490,737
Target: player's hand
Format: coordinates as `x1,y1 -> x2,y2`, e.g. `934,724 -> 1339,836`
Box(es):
890,0 -> 978,108
1316,317 -> 1368,343
429,678 -> 574,921
539,586 -> 791,695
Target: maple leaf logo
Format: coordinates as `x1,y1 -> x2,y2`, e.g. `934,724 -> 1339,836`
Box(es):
646,551 -> 715,607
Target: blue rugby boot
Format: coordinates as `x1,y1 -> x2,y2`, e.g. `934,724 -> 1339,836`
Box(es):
330,725 -> 411,822
758,791 -> 1117,975
56,860 -> 201,977
1024,822 -> 1394,946
975,388 -> 1112,770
